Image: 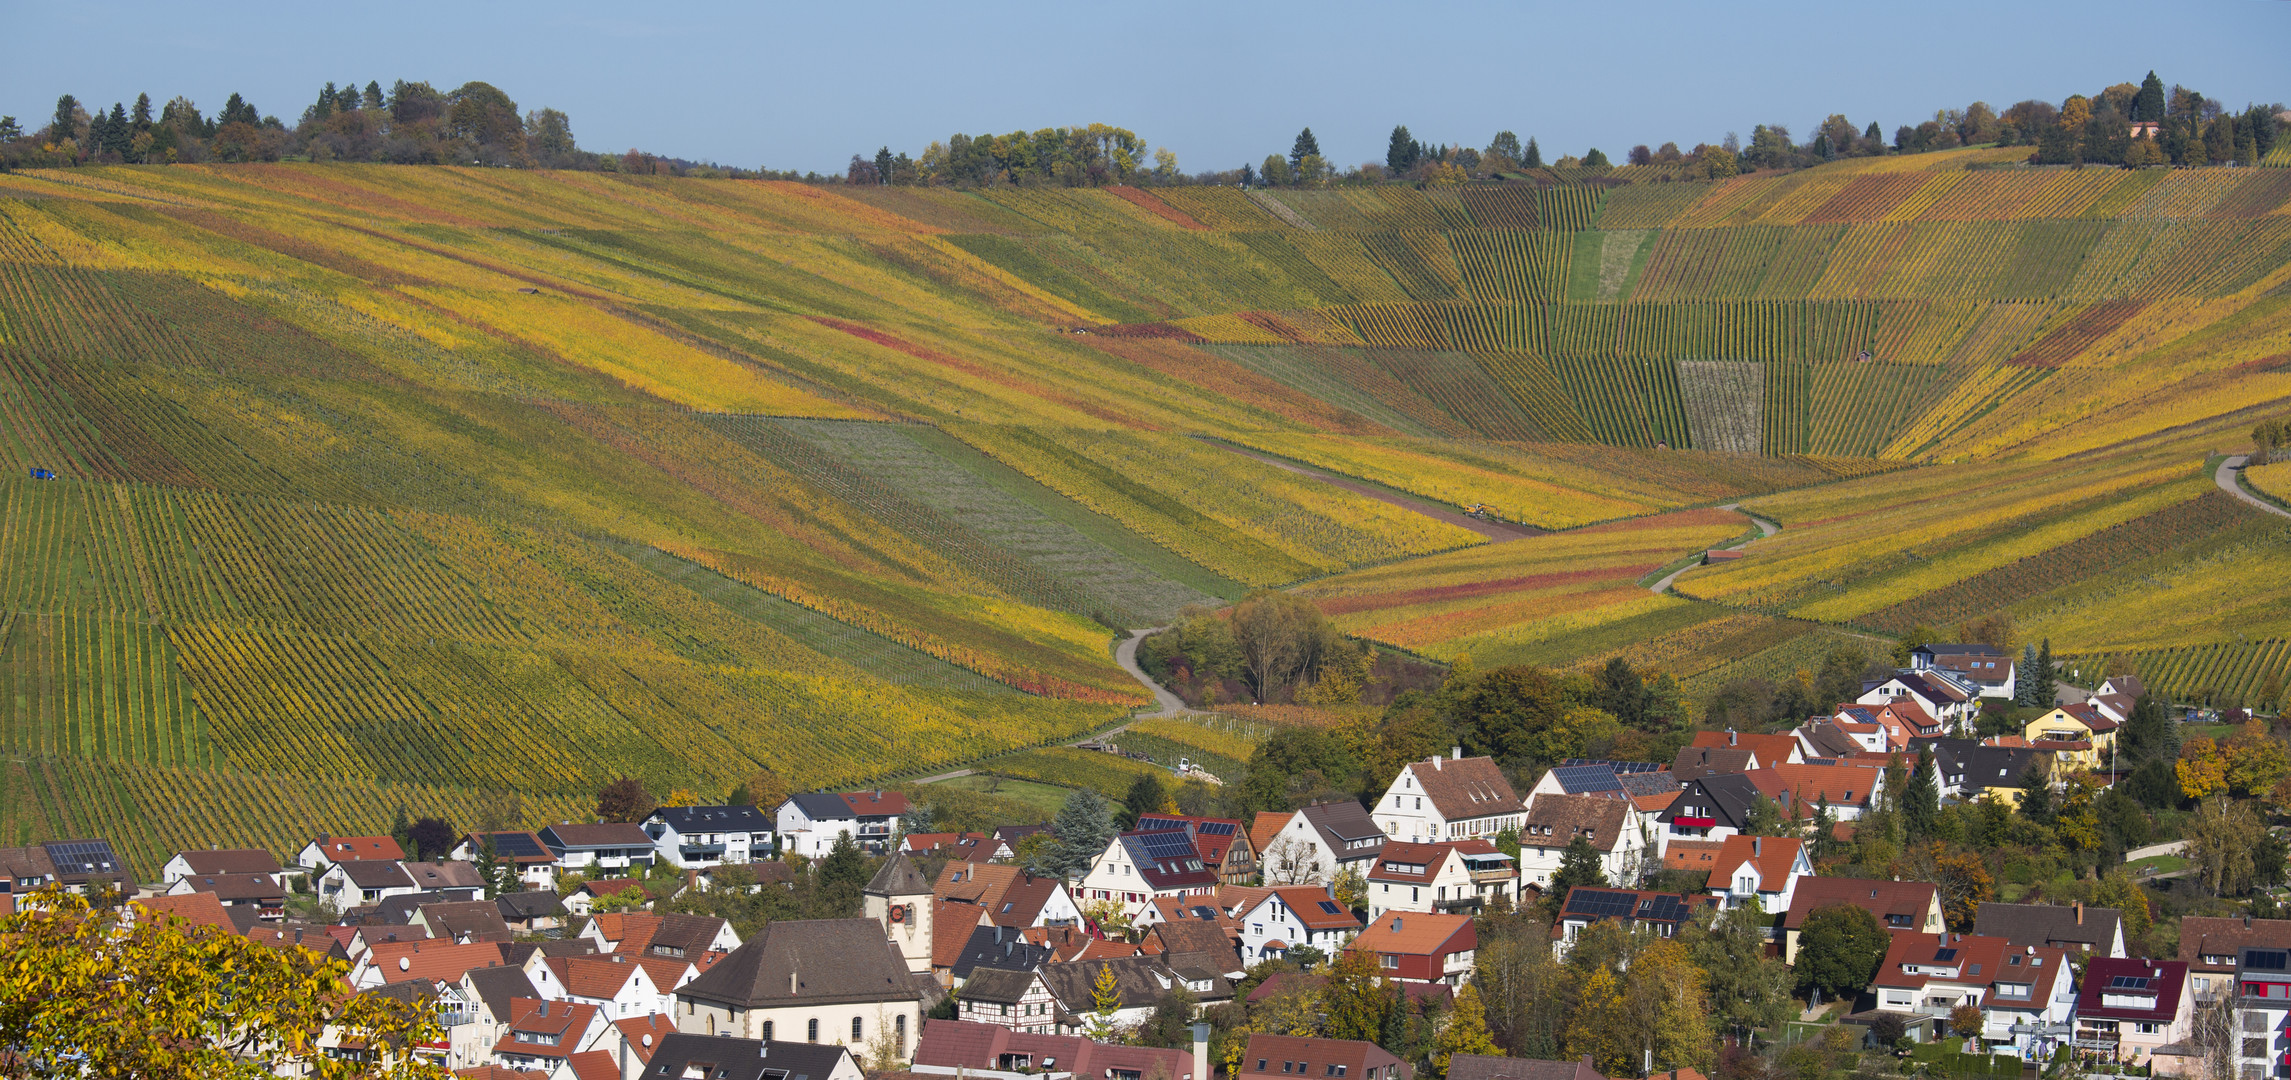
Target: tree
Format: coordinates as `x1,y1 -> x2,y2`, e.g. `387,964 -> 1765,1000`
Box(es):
1086,962 -> 1124,1041
1742,795 -> 1790,838
2092,868 -> 2153,949
1684,899 -> 1793,1042
1581,148 -> 1610,168
1486,131 -> 1522,165
1324,948 -> 1401,1042
2033,640 -> 2057,705
732,768 -> 789,812
1564,966 -> 1633,1075
2016,644 -> 2042,706
2188,796 -> 2264,897
2123,694 -> 2175,765
1332,864 -> 1367,910
1542,834 -> 1608,916
1904,746 -> 1939,840
1794,904 -> 1888,999
474,837 -> 513,900
814,832 -> 872,915
1049,788 -> 1117,880
2133,72 -> 2168,123
1120,772 -> 1169,830
2179,737 -> 2230,800
1949,1002 -> 1985,1040
1523,138 -> 1542,168
1289,128 -> 1321,171
407,816 -> 456,862
596,776 -> 654,823
1432,984 -> 1503,1078
0,117 -> 22,142
0,890 -> 443,1077
2018,764 -> 2055,824
1386,126 -> 1422,175
1136,986 -> 1199,1048
49,94 -> 81,145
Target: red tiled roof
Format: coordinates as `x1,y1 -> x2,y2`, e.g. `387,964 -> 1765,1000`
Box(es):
1705,835 -> 1803,889
1691,730 -> 1798,766
134,892 -> 235,935
547,954 -> 648,999
363,941 -> 508,984
1258,887 -> 1363,931
563,1051 -> 620,1080
838,790 -> 911,816
1348,911 -> 1473,957
311,836 -> 404,862
1783,877 -> 1938,930
611,1014 -> 674,1061
493,997 -> 599,1060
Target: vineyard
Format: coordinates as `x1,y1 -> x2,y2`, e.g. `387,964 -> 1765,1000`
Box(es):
0,150 -> 2285,869
2061,640 -> 2290,709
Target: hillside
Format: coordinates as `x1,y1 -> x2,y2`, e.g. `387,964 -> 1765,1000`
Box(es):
1,150 -> 2288,873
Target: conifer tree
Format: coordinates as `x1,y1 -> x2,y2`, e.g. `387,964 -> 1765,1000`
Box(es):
1289,128 -> 1320,170
1486,130 -> 1522,163
50,95 -> 80,144
1386,125 -> 1419,174
874,146 -> 893,185
103,103 -> 130,157
1049,788 -> 1115,879
363,81 -> 385,111
2034,639 -> 2057,705
2134,71 -> 2167,123
131,93 -> 152,130
1543,833 -> 1608,915
1582,147 -> 1610,168
1523,137 -> 1542,167
1904,745 -> 1939,840
1863,121 -> 1883,147
312,83 -> 337,121
2017,643 -> 2041,706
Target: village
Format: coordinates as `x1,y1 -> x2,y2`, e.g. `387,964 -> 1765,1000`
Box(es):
2,643 -> 2276,1080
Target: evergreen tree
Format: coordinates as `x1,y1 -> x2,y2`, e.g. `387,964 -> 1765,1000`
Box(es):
0,118 -> 21,142
84,109 -> 108,154
1810,800 -> 1840,859
1522,137 -> 1542,167
103,103 -> 130,158
1543,833 -> 1609,915
363,81 -> 385,111
2134,72 -> 2167,123
814,831 -> 871,915
1582,147 -> 1610,168
1119,773 -> 1167,830
1239,161 -> 1256,187
50,95 -> 80,144
334,83 -> 360,113
874,146 -> 893,185
475,837 -> 506,900
2017,643 -> 2041,706
2019,765 -> 2055,825
388,805 -> 414,856
1904,745 -> 1939,840
1684,899 -> 1794,1042
1049,788 -> 1116,879
1862,121 -> 1883,147
1289,128 -> 1320,170
131,93 -> 152,131
2034,639 -> 2057,705
2123,694 -> 2175,764
311,83 -> 337,122
1386,125 -> 1420,175
1486,131 -> 1522,163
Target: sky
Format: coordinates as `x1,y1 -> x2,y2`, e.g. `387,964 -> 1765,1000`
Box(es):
5,0 -> 2285,175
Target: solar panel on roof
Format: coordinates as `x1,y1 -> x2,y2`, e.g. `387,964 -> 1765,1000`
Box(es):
1932,948 -> 1958,962
1318,901 -> 1342,914
2251,950 -> 2289,971
2109,976 -> 2151,990
1136,831 -> 1198,861
1196,822 -> 1236,836
485,833 -> 545,858
1565,889 -> 1638,918
1549,766 -> 1624,794
1134,817 -> 1187,832
45,840 -> 120,874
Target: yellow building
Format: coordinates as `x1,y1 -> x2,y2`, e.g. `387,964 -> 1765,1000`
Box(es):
2022,703 -> 2117,772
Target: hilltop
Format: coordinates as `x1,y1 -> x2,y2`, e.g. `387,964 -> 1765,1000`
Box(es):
1,148 -> 2288,874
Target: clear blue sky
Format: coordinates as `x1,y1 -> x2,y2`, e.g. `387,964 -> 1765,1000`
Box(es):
5,0 -> 2284,174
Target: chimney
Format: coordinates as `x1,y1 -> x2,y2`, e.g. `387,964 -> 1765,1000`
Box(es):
790,969 -> 798,994
1432,756 -> 1441,771
2075,901 -> 2084,926
1752,837 -> 1761,856
1192,1021 -> 1211,1080
1728,729 -> 1737,746
1452,746 -> 1463,762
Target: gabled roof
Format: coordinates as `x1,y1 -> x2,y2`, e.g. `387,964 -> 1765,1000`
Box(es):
1520,794 -> 1630,851
1918,643 -> 2008,659
1894,670 -> 1972,703
1241,1033 -> 1408,1079
497,890 -> 567,920
934,899 -> 986,970
647,805 -> 769,832
985,873 -> 1069,927
676,918 -> 920,1009
1249,887 -> 1363,932
1248,812 -> 1294,859
1783,877 -> 1938,930
959,965 -> 1046,1005
2076,958 -> 2186,1022
1691,729 -> 1800,766
867,852 -> 932,897
2179,917 -> 2291,970
462,964 -> 542,1021
1149,918 -> 1237,961
611,1013 -> 674,1062
419,900 -> 512,943
1038,955 -> 1213,1012
1671,746 -> 1758,783
495,997 -> 599,1060
1120,830 -> 1220,891
362,940 -> 507,984
840,790 -> 910,816
174,871 -> 288,901
1973,901 -> 2122,952
135,892 -> 235,934
1135,814 -> 1248,864
401,860 -> 483,891
1705,835 -> 1804,890
1368,841 -> 1461,884
647,1033 -> 854,1080
1348,911 -> 1473,956
1404,755 -> 1521,820
337,860 -> 416,889
1297,801 -> 1383,858
308,835 -> 403,862
1798,721 -> 1865,759
462,831 -> 557,866
539,823 -> 652,850
1661,841 -> 1723,882
916,1019 -> 1195,1080
563,1050 -> 622,1080
170,848 -> 282,876
549,953 -> 651,999
1660,773 -> 1764,830
1763,764 -> 1878,814
1553,888 -> 1713,931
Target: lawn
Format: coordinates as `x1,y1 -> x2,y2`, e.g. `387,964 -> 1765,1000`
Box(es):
2124,854 -> 2189,877
925,773 -> 1079,817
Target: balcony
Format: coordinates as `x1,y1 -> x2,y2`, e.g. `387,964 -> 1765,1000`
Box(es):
679,844 -> 728,859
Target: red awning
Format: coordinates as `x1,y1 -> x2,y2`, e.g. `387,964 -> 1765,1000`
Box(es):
1674,816 -> 1715,827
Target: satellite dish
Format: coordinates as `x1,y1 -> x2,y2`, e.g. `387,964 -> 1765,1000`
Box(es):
398,956 -> 410,971
644,1034 -> 653,1047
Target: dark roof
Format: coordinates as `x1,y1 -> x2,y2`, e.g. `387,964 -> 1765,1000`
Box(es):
539,823 -> 652,851
1298,801 -> 1384,860
916,1019 -> 1195,1080
1784,877 -> 1939,930
176,872 -> 287,901
1121,831 -> 1220,891
1039,956 -> 1216,1013
950,924 -> 1057,981
463,831 -> 554,864
677,918 -> 921,1009
40,839 -> 135,888
463,965 -> 542,1021
1240,1034 -> 1409,1080
402,861 -> 484,891
1973,902 -> 2122,952
2179,917 -> 2291,971
867,852 -> 932,897
788,792 -> 855,820
171,849 -> 283,876
338,860 -> 416,889
648,805 -> 769,832
1799,722 -> 1864,759
1933,740 -> 2043,788
958,966 -> 1043,1005
1671,746 -> 1758,783
1151,918 -> 1238,962
2076,959 -> 2187,1022
1917,643 -> 2008,658
420,900 -> 513,942
1660,774 -> 1764,830
375,890 -> 474,924
648,1033 -> 854,1080
1555,888 -> 1711,929
1447,1056 -> 1604,1080
497,890 -> 567,920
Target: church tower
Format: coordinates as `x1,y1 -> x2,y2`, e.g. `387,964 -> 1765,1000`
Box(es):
864,851 -> 934,974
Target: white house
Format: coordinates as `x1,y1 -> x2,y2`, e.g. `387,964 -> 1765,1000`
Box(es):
1703,834 -> 1811,914
642,805 -> 773,869
1871,933 -> 2072,1056
161,848 -> 283,887
1516,794 -> 1653,890
1234,886 -> 1364,962
1257,801 -> 1386,886
318,859 -> 418,908
1372,750 -> 1523,845
775,791 -> 910,858
672,918 -> 925,1055
1364,840 -> 1519,920
296,835 -> 403,875
538,824 -> 656,873
544,952 -> 680,1019
1859,671 -> 1978,729
1911,644 -> 2017,701
1078,829 -> 1220,921
448,831 -> 561,890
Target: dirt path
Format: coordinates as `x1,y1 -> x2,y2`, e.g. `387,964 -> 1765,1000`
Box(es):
1205,441 -> 1543,543
1647,502 -> 1780,595
913,628 -> 1181,785
2219,455 -> 2291,519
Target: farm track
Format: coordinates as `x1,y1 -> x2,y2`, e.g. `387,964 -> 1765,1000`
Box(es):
1648,503 -> 1780,595
2221,456 -> 2291,520
1202,441 -> 1544,543
911,627 -> 1179,784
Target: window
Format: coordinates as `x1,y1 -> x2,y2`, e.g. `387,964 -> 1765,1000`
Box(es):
808,1019 -> 819,1043
2137,1023 -> 2161,1035
1258,1062 -> 1268,1072
1282,1063 -> 1292,1073
762,1022 -> 772,1041
853,1017 -> 865,1041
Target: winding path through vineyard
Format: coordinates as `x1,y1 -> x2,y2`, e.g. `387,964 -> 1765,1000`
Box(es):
910,629 -> 1179,784
2219,455 -> 2291,520
1647,503 -> 1782,595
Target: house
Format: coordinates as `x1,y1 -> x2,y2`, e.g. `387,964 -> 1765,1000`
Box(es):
539,824 -> 656,873
401,859 -> 486,896
946,923 -> 1060,984
1690,730 -> 1804,767
320,859 -> 418,908
2088,694 -> 2138,728
1859,672 -> 1977,730
20,839 -> 136,896
2178,916 -> 2291,1003
1973,901 -> 2126,957
1516,795 -> 1650,890
161,847 -> 282,887
564,877 -> 674,917
1704,835 -> 1811,914
1670,745 -> 1762,784
133,891 -> 237,936
1523,760 -> 1669,806
1551,888 -> 1714,956
869,852 -> 939,974
2098,676 -> 2145,701
1870,698 -> 1944,745
2023,704 -> 2119,767
955,967 -> 1066,1032
1870,933 -> 2071,1056
2234,948 -> 2291,1080
1035,955 -> 1228,1034
1660,840 -> 1724,887
1260,801 -> 1386,885
774,790 -> 910,858
547,952 -> 681,1018
902,833 -> 1012,864
913,1018 -> 1200,1080
1372,750 -> 1524,846
351,940 -> 510,990
1135,814 -> 1257,884
1782,879 -> 1945,963
581,911 -> 742,959
497,890 -> 567,935
456,965 -> 543,1070
643,1033 -> 862,1080
1657,773 -> 1766,842
449,831 -> 560,890
1145,918 -> 1241,972
1932,740 -> 2046,802
672,918 -> 925,1056
414,899 -> 514,945
2073,958 -> 2192,1071
165,870 -> 288,918
492,997 -> 607,1072
937,862 -> 1084,929
1078,829 -> 1222,920
1366,840 -> 1519,919
1239,1034 -> 1412,1080
1757,763 -> 1884,821
1345,911 -> 1476,987
1911,644 -> 2017,701
1795,718 -> 1880,758
296,835 -> 404,874
1235,886 -> 1364,962
642,805 -> 772,869
1445,1055 -> 1603,1080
